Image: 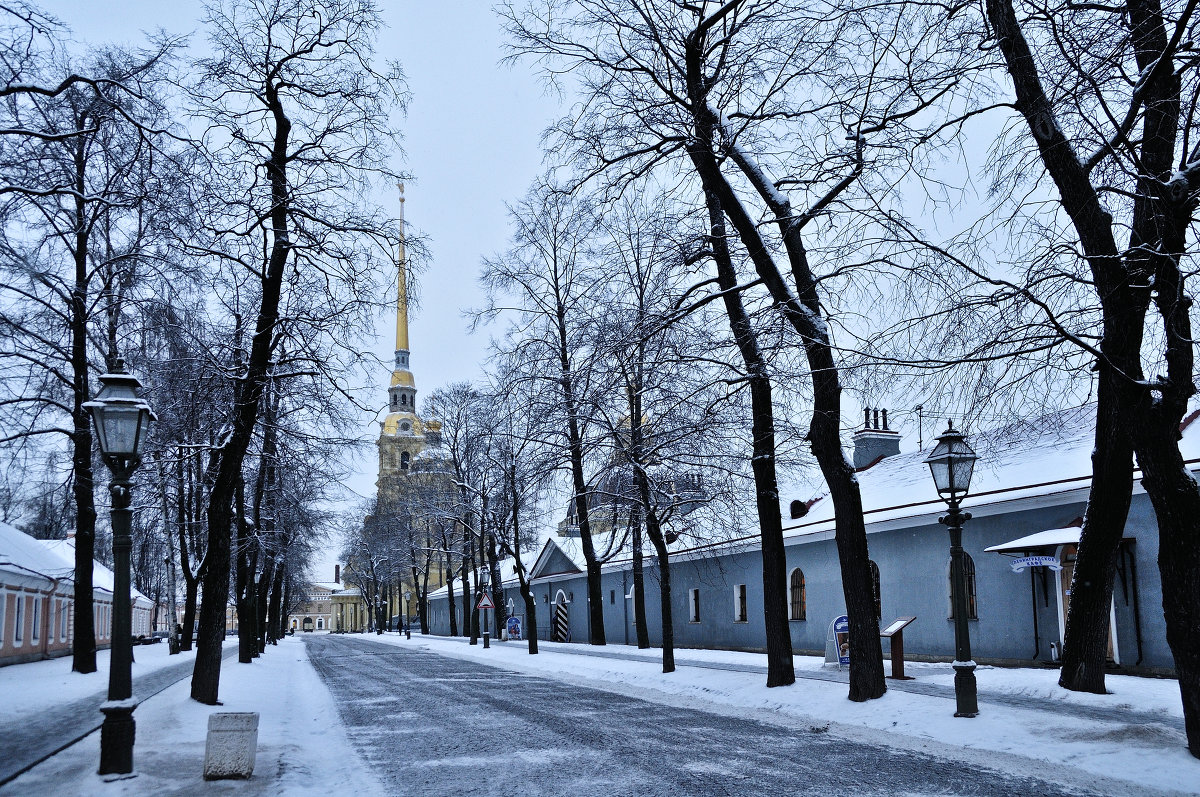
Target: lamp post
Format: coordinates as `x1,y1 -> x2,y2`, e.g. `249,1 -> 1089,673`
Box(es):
480,567 -> 491,649
84,360 -> 155,775
924,422 -> 979,718
404,590 -> 411,640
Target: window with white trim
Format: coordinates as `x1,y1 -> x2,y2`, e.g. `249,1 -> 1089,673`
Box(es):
0,590 -> 6,648
689,588 -> 701,623
60,599 -> 69,641
733,584 -> 747,622
789,568 -> 807,621
32,597 -> 40,641
14,593 -> 24,644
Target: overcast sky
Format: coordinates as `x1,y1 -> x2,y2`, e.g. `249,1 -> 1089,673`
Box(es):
37,1 -> 559,579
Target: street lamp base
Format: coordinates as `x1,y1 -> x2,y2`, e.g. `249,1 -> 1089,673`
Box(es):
98,704 -> 137,775
483,632 -> 490,649
952,661 -> 979,718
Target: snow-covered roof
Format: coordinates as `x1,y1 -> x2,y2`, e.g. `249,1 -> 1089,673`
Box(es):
0,522 -> 75,583
0,525 -> 152,605
784,404 -> 1200,538
985,526 -> 1083,553
39,538 -> 153,606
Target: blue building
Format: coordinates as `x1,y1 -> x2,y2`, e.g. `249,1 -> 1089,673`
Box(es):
426,406 -> 1195,673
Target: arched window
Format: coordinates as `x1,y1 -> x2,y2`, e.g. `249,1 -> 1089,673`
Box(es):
401,451 -> 410,470
789,568 -> 806,621
949,553 -> 978,620
869,559 -> 881,620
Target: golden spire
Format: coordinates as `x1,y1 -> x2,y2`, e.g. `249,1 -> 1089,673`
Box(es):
396,182 -> 409,353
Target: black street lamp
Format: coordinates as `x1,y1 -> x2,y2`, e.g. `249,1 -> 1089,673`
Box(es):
924,421 -> 979,718
404,590 -> 411,640
480,567 -> 491,649
84,360 -> 155,775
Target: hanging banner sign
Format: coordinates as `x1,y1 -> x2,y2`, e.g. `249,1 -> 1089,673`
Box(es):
1010,555 -> 1062,573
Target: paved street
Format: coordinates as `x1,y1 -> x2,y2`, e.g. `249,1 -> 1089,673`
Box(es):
305,635 -> 1106,797
0,644 -> 235,787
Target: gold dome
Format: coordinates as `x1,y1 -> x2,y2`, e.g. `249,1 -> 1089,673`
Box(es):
382,412 -> 423,436
390,370 -> 415,388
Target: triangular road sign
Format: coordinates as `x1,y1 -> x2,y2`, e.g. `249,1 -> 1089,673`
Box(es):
476,592 -> 495,610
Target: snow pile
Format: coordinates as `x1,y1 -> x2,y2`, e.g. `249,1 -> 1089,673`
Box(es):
2,637 -> 386,797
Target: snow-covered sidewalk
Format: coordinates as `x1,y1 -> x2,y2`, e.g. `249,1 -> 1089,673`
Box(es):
1,635 -> 385,796
359,633 -> 1197,796
0,641 -> 199,716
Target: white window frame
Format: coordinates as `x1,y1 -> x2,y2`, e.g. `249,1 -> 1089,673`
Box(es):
689,588 -> 701,623
60,599 -> 69,642
0,589 -> 6,648
788,568 -> 807,621
14,592 -> 24,645
733,584 -> 747,623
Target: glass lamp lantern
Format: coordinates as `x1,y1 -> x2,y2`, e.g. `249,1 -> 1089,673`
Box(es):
84,360 -> 155,471
924,422 -> 977,502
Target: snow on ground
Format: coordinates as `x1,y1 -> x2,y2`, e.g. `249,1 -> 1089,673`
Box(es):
358,633 -> 1198,796
2,635 -> 386,797
496,640 -> 1187,719
0,641 -> 197,715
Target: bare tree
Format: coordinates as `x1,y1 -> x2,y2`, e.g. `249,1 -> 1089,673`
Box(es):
478,180 -> 612,644
184,0 -> 405,704
985,0 -> 1200,754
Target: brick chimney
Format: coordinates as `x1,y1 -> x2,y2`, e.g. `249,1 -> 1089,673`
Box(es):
853,407 -> 901,469
334,564 -> 340,584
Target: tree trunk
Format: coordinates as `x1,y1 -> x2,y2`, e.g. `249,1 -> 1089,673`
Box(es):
445,558 -> 458,637
69,176 -> 97,675
642,498 -> 675,674
557,313 -> 606,645
632,510 -> 650,649
522,580 -> 539,654
1060,375 -> 1134,691
191,77 -> 294,705
1136,421 -> 1200,757
699,186 -> 794,687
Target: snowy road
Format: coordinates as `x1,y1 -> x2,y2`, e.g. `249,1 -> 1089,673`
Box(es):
306,635 -> 1106,797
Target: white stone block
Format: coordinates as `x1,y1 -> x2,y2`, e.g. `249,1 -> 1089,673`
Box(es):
203,712 -> 259,780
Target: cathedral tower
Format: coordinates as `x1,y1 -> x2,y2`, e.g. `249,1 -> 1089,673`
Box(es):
378,184 -> 426,484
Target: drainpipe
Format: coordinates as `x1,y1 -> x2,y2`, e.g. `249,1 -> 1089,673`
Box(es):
1128,545 -> 1144,666
622,570 -> 629,646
